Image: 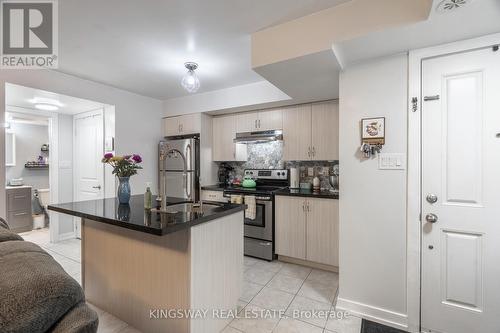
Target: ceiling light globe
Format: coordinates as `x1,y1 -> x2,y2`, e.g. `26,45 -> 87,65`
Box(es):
181,70 -> 200,93
181,62 -> 200,93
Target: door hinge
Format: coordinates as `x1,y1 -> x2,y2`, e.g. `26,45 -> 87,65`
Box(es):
411,97 -> 418,112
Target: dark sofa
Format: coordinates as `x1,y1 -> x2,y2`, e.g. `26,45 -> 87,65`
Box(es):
0,218 -> 98,333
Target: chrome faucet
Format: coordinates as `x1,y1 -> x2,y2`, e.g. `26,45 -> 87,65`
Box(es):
157,146 -> 187,212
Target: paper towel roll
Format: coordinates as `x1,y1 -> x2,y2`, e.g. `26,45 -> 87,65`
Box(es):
290,168 -> 300,189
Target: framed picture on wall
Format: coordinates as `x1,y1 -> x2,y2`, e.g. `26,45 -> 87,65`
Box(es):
361,117 -> 385,144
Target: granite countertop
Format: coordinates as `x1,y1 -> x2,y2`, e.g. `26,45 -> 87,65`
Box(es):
275,188 -> 339,199
48,195 -> 245,236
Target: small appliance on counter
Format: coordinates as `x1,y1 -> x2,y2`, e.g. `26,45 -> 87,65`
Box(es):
217,163 -> 233,186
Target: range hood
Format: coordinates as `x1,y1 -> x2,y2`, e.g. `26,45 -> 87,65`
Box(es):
233,130 -> 283,144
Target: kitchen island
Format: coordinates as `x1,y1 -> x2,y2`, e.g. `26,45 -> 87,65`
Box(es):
48,195 -> 245,333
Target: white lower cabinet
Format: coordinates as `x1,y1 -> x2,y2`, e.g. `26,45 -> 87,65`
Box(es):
275,196 -> 338,266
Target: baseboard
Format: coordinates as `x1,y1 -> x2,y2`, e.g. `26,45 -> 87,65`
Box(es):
336,297 -> 408,332
277,255 -> 338,272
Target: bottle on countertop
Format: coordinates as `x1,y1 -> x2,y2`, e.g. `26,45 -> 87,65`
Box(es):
144,182 -> 152,210
313,176 -> 320,192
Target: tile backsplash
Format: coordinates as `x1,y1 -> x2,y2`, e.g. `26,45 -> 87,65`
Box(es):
220,142 -> 338,190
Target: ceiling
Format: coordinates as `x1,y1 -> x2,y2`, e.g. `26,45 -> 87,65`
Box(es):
57,0 -> 351,100
5,83 -> 106,115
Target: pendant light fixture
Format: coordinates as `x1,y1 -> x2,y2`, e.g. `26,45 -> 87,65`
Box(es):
181,62 -> 200,93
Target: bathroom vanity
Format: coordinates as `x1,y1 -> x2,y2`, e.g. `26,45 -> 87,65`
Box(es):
6,186 -> 32,232
48,195 -> 245,333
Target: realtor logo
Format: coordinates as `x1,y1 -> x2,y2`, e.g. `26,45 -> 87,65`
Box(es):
1,0 -> 58,68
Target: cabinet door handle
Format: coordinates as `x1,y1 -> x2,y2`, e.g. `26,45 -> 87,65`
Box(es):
307,147 -> 311,158
258,119 -> 261,128
312,147 -> 316,157
307,202 -> 311,212
254,119 -> 258,129
14,212 -> 27,216
14,195 -> 27,199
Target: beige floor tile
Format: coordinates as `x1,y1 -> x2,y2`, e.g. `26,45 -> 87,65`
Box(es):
250,287 -> 294,312
20,228 -> 51,246
267,274 -> 305,295
238,299 -> 249,314
48,239 -> 81,262
245,266 -> 277,286
221,325 -> 244,333
307,270 -> 339,286
325,314 -> 362,333
97,311 -> 129,333
298,280 -> 337,304
273,316 -> 323,333
229,305 -> 280,333
47,249 -> 81,276
253,260 -> 284,273
278,263 -> 312,280
119,325 -> 143,333
244,256 -> 261,268
241,280 -> 265,302
285,296 -> 331,328
88,303 -> 105,316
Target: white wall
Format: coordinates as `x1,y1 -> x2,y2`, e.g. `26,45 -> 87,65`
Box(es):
6,122 -> 49,189
337,54 -> 408,329
0,70 -> 163,219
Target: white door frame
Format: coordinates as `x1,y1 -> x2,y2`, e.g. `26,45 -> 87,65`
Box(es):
407,32 -> 500,333
4,106 -> 62,242
73,108 -> 105,237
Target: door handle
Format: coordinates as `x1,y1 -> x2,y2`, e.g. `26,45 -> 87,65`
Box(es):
92,185 -> 101,190
426,194 -> 438,204
425,213 -> 438,223
424,95 -> 440,101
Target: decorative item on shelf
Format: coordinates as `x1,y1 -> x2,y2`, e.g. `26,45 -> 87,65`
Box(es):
41,144 -> 49,152
25,159 -> 49,169
360,117 -> 385,158
102,153 -> 143,204
313,176 -> 320,192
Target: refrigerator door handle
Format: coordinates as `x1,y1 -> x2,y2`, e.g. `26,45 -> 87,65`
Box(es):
185,143 -> 192,171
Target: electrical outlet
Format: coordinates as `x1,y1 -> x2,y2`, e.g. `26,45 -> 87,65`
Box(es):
308,167 -> 314,177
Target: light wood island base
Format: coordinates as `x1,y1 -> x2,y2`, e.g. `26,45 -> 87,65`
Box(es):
81,211 -> 244,333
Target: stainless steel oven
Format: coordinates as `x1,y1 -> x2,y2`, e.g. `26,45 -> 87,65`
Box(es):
223,193 -> 274,261
221,169 -> 288,261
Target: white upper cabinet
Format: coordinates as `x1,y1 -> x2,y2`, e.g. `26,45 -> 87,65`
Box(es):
283,101 -> 338,161
311,101 -> 339,161
236,112 -> 259,133
283,105 -> 311,161
163,113 -> 201,137
235,109 -> 283,133
213,115 -> 247,162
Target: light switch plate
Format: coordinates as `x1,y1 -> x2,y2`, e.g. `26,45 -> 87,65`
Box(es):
378,153 -> 405,170
308,167 -> 314,177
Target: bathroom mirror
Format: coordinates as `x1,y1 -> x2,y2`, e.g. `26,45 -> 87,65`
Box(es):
5,131 -> 16,166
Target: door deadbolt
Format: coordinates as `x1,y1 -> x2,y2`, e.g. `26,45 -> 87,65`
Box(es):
426,194 -> 438,204
425,213 -> 438,223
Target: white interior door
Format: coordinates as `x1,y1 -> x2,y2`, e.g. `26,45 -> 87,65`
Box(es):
74,109 -> 104,238
421,47 -> 500,333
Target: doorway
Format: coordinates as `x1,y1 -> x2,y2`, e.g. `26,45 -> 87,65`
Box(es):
4,83 -> 115,243
416,44 -> 500,332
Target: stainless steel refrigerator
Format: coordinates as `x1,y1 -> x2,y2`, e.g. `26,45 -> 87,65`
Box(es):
158,137 -> 200,202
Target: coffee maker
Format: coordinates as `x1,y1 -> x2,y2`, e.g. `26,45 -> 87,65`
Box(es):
217,163 -> 233,186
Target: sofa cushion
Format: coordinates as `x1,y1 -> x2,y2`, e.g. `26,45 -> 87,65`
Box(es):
0,217 -> 11,230
0,228 -> 23,243
50,302 -> 98,333
0,241 -> 85,333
